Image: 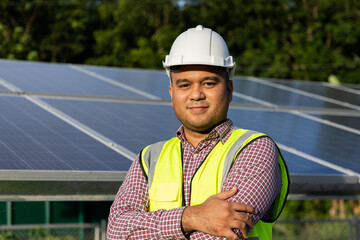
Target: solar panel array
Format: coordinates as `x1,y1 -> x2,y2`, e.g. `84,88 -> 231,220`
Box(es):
0,59 -> 359,200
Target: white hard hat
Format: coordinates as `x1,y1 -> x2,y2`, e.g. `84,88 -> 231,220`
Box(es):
163,25 -> 236,79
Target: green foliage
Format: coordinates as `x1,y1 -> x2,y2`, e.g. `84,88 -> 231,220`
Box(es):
0,23 -> 38,61
273,200 -> 359,239
0,0 -> 359,83
86,0 -> 181,68
0,0 -> 99,63
279,200 -> 333,220
0,227 -> 84,240
38,1 -> 99,63
273,220 -> 353,240
181,0 -> 360,83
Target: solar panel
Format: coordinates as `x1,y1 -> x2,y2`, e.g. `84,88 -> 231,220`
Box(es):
309,115 -> 360,130
230,109 -> 360,172
232,77 -> 357,110
0,59 -> 359,200
284,151 -> 343,175
0,60 -> 148,99
0,86 -> 9,91
41,98 -> 180,154
81,65 -> 171,99
0,95 -> 131,171
271,79 -> 360,105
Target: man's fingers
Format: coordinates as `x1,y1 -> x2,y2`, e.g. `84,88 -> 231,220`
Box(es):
238,221 -> 249,239
215,188 -> 258,215
227,220 -> 249,239
231,202 -> 256,228
233,221 -> 249,239
195,189 -> 257,239
214,187 -> 238,200
233,211 -> 255,228
230,201 -> 257,215
223,229 -> 239,240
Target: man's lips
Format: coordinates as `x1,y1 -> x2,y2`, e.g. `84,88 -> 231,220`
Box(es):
187,104 -> 209,113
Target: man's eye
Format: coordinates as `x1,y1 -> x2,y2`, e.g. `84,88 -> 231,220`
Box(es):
204,82 -> 216,86
179,84 -> 190,88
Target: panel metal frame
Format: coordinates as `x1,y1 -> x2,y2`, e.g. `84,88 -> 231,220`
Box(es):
1,173 -> 360,201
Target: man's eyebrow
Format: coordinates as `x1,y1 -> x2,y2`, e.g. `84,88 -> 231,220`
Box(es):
175,76 -> 221,85
175,79 -> 190,85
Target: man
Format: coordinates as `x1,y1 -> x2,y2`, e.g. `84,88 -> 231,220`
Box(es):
107,25 -> 289,240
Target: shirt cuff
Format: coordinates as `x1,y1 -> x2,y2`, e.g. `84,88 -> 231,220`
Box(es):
159,207 -> 187,239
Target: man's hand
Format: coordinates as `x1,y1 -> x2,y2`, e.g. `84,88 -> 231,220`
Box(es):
181,187 -> 257,240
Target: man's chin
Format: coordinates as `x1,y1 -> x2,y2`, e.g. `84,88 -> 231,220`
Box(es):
185,123 -> 216,134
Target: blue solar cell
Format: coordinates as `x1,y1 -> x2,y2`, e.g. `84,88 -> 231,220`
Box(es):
228,108 -> 360,174
282,151 -> 343,175
0,96 -> 132,171
0,85 -> 9,91
82,65 -> 170,99
232,77 -> 353,109
42,98 -> 181,155
309,115 -> 360,130
232,97 -> 259,105
0,60 -> 146,98
272,80 -> 360,106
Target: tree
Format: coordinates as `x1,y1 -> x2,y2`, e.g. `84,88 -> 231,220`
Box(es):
0,0 -> 99,63
0,0 -> 40,60
179,0 -> 360,83
38,0 -> 100,63
86,0 -> 182,69
0,0 -> 359,83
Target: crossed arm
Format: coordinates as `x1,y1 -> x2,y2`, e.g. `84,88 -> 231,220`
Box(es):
182,187 -> 257,239
107,137 -> 281,239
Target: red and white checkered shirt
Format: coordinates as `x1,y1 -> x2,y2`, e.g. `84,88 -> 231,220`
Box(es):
107,119 -> 282,239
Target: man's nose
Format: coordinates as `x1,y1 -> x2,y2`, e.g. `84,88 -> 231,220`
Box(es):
189,85 -> 205,100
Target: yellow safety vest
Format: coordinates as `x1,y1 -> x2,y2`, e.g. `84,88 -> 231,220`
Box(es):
140,129 -> 290,240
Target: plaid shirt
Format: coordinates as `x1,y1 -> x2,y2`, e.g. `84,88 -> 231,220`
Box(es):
107,119 -> 282,239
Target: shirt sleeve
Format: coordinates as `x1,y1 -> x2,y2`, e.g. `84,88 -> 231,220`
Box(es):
107,155 -> 187,240
188,137 -> 282,240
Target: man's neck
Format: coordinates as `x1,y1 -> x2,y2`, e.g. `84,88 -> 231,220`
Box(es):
183,128 -> 210,148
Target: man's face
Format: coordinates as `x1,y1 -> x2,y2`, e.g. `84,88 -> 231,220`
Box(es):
169,65 -> 233,133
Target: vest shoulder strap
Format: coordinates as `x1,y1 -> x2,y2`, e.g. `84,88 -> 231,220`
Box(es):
221,130 -> 261,188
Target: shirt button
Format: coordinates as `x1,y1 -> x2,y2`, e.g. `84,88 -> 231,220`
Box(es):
188,180 -> 191,184
193,153 -> 198,158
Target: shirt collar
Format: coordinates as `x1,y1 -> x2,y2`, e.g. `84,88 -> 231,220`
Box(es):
176,119 -> 234,145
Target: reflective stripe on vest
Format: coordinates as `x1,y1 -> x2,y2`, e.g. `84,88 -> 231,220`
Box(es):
139,129 -> 290,240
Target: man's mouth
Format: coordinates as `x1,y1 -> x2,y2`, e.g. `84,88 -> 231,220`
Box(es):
187,104 -> 209,113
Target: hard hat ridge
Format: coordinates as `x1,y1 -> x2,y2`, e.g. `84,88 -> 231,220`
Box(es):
163,25 -> 236,79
